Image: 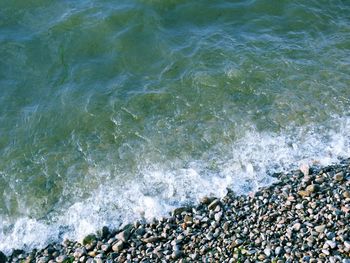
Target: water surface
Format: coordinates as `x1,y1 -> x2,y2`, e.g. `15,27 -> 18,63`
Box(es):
0,0 -> 350,252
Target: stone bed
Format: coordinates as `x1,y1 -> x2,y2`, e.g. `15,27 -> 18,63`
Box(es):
2,159 -> 350,262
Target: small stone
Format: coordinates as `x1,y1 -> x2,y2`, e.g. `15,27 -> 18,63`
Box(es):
315,225 -> 326,233
37,257 -> 49,263
112,240 -> 124,252
230,239 -> 243,248
334,172 -> 344,182
298,190 -> 311,197
302,256 -> 311,262
56,255 -> 67,263
246,249 -> 256,255
206,232 -> 213,241
184,215 -> 193,224
343,191 -> 350,199
0,251 -> 7,263
88,251 -> 97,257
200,196 -> 214,205
275,246 -> 282,255
101,226 -> 110,239
223,221 -> 230,232
325,240 -> 337,249
263,248 -> 271,257
82,234 -> 96,245
306,184 -> 319,193
135,227 -> 146,236
293,223 -> 301,231
300,164 -> 309,176
171,249 -> 183,259
172,207 -> 190,216
101,244 -> 110,252
344,241 -> 350,249
321,249 -> 330,255
295,203 -> 304,210
116,229 -> 131,242
214,212 -> 222,222
208,199 -> 220,210
73,248 -> 86,258
142,236 -> 161,243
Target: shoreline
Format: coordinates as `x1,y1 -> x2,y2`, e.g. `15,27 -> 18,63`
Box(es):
2,159 -> 350,262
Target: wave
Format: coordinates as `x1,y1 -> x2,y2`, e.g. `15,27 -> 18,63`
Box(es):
1,116 -> 349,254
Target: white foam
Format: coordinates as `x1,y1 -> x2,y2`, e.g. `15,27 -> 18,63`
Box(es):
1,117 -> 349,255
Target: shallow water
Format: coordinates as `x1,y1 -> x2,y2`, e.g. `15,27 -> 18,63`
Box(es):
0,0 -> 350,253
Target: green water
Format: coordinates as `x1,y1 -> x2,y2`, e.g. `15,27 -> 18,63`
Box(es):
0,0 -> 350,252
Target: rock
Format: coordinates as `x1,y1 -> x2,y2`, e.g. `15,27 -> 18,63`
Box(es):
214,212 -> 222,222
344,241 -> 350,249
200,196 -> 215,205
0,251 -> 7,263
315,225 -> 326,233
184,215 -> 193,224
116,229 -> 131,242
56,255 -> 68,263
230,239 -> 243,248
112,240 -> 124,252
37,257 -> 49,263
88,251 -> 97,257
295,203 -> 304,210
73,248 -> 86,258
263,247 -> 271,257
3,161 -> 349,262
298,190 -> 310,197
142,236 -> 161,243
101,244 -> 110,252
223,221 -> 230,232
300,164 -> 310,176
293,223 -> 301,231
275,246 -> 282,255
325,240 -> 337,249
171,249 -> 183,259
208,199 -> 219,210
334,172 -> 344,182
82,234 -> 96,245
343,190 -> 350,199
172,207 -> 190,216
101,226 -> 110,239
321,249 -> 330,256
306,184 -> 320,193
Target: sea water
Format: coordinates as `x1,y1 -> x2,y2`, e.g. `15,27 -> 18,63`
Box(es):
0,0 -> 350,253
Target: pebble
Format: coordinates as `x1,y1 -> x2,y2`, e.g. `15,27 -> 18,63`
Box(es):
295,203 -> 304,209
208,199 -> 219,210
275,246 -> 282,255
214,212 -> 222,222
112,240 -> 124,252
263,248 -> 271,257
0,251 -> 7,263
73,248 -> 86,258
334,172 -> 344,182
325,240 -> 337,249
315,225 -> 326,233
55,255 -> 67,263
293,222 -> 301,231
7,161 -> 350,262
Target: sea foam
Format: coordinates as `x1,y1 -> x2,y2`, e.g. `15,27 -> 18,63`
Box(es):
0,116 -> 349,254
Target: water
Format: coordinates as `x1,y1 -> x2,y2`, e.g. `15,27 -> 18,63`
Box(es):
0,0 -> 350,253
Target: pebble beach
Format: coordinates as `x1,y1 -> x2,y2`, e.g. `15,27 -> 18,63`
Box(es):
2,159 -> 349,263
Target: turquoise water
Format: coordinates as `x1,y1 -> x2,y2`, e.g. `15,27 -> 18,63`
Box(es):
1,0 -> 350,252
